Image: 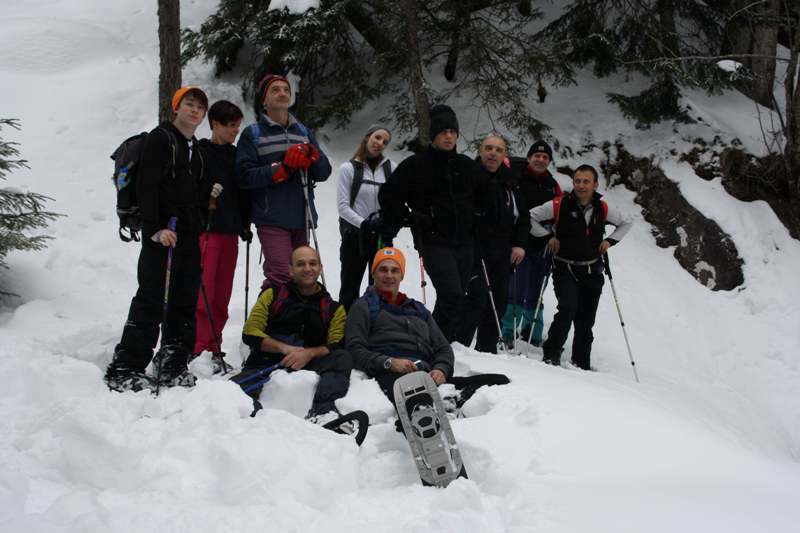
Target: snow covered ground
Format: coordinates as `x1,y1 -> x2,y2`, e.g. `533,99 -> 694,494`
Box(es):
0,1 -> 799,532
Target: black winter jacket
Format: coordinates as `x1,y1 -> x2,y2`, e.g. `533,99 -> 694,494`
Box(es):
379,146 -> 486,247
137,122 -> 207,239
475,161 -> 530,248
510,162 -> 562,249
199,139 -> 251,235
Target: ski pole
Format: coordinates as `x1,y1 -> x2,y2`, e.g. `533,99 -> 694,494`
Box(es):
155,216 -> 178,396
419,256 -> 428,305
234,363 -> 283,395
245,238 -> 250,321
479,258 -> 504,351
602,253 -> 640,383
511,265 -> 518,350
526,249 -> 553,346
300,169 -> 326,287
199,198 -> 231,374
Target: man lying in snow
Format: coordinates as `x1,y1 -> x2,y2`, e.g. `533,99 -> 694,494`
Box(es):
345,247 -> 509,415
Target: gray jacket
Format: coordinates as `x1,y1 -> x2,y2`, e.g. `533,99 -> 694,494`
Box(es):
345,288 -> 454,378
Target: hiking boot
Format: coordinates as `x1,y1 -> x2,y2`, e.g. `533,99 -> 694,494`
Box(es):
104,364 -> 155,393
211,352 -> 231,375
152,344 -> 196,388
439,384 -> 464,419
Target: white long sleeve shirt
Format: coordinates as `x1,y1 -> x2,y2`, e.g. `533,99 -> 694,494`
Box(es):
530,197 -> 633,244
336,158 -> 396,228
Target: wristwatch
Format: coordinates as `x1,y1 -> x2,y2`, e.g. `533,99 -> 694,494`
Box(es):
383,357 -> 393,370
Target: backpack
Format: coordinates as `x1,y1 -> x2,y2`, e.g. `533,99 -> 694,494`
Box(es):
269,283 -> 334,328
349,159 -> 392,207
552,195 -> 607,234
110,128 -> 176,242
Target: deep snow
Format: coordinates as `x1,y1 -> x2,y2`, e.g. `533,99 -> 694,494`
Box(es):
0,1 -> 798,532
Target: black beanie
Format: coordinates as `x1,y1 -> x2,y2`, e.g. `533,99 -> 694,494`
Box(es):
527,140 -> 553,160
429,104 -> 459,141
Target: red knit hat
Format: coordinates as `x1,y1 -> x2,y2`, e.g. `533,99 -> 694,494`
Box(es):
258,74 -> 291,102
371,247 -> 406,277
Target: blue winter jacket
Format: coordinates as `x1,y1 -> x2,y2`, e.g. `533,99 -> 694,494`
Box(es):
235,113 -> 332,229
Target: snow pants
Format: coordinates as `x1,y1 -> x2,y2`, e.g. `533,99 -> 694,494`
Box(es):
500,245 -> 551,344
256,225 -> 308,290
542,261 -> 604,369
421,242 -> 474,342
455,239 -> 511,353
194,232 -> 238,354
236,348 -> 353,416
113,236 -> 201,371
338,221 -> 381,311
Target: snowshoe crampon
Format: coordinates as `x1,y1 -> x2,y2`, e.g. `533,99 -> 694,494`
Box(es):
321,410 -> 369,446
393,371 -> 467,487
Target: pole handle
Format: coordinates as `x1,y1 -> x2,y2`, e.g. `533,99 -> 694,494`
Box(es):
602,252 -> 612,278
167,216 -> 177,232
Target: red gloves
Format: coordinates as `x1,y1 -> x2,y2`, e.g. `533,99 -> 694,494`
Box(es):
273,143 -> 321,183
283,143 -> 320,171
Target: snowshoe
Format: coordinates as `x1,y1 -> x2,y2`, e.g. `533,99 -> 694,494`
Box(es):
153,344 -> 196,388
105,370 -> 155,393
306,409 -> 370,446
393,371 -> 467,487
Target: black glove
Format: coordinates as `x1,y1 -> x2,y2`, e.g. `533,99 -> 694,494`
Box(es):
239,228 -> 254,243
360,214 -> 382,234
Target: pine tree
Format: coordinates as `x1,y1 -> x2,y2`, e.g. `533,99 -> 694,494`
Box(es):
0,119 -> 59,292
541,0 -> 733,127
182,0 -> 574,149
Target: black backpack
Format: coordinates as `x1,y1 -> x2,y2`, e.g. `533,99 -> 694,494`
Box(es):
110,128 -> 176,242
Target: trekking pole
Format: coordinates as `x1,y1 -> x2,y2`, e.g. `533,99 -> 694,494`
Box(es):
479,258 -> 504,351
602,253 -> 640,383
155,216 -> 178,397
198,198 -> 231,375
511,265 -> 518,350
419,256 -> 428,305
526,249 -> 554,346
244,239 -> 250,321
300,169 -> 326,287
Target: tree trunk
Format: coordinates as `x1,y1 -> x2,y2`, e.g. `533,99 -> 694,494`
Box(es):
784,35 -> 799,210
400,0 -> 431,149
749,0 -> 779,108
722,0 -> 778,108
158,0 -> 182,123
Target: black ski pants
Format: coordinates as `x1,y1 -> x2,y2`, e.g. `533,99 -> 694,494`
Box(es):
113,236 -> 201,371
237,348 -> 353,416
542,261 -> 604,369
455,240 -> 511,353
338,223 -> 379,311
374,371 -> 510,408
421,242 -> 474,342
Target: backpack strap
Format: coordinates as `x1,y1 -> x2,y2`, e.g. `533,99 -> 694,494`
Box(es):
268,284 -> 291,319
381,159 -> 392,180
552,195 -> 563,226
157,126 -> 177,181
600,200 -> 608,223
349,160 -> 365,208
320,294 -> 334,327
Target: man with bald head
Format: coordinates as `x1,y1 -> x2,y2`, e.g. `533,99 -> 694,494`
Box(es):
455,134 -> 530,353
234,245 -> 352,423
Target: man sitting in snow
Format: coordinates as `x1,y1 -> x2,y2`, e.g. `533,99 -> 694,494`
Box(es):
231,245 -> 352,424
345,247 -> 509,413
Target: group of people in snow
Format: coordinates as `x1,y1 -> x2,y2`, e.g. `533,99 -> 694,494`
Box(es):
104,75 -> 632,424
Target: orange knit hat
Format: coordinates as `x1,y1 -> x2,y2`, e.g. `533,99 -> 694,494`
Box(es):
171,86 -> 208,112
371,247 -> 406,277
